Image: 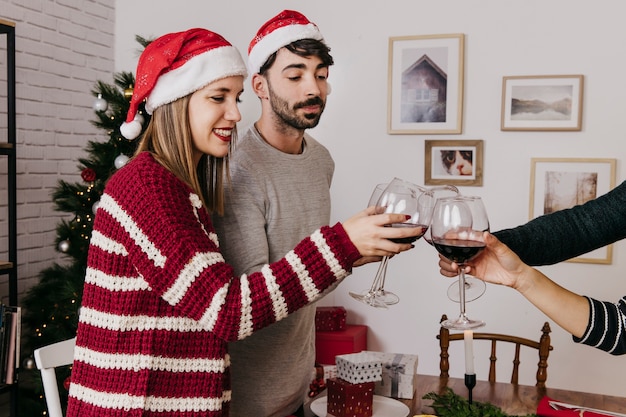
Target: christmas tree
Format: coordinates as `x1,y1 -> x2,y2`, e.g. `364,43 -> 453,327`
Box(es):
18,37 -> 151,415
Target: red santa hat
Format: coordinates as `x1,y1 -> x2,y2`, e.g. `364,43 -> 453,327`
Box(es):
120,28 -> 247,140
247,10 -> 324,75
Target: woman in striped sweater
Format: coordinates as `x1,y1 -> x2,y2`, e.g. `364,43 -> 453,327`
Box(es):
66,28 -> 422,417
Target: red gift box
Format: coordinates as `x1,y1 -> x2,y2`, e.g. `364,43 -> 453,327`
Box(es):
326,377 -> 374,417
315,306 -> 347,331
315,324 -> 368,365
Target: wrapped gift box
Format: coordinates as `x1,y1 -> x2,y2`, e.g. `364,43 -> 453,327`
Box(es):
364,351 -> 418,399
315,324 -> 367,365
315,306 -> 347,331
322,364 -> 337,380
336,352 -> 382,384
326,377 -> 374,417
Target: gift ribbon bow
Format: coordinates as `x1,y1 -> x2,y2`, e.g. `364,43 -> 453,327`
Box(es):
383,354 -> 406,397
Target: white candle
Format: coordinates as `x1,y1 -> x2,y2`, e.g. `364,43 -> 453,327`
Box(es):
464,330 -> 475,375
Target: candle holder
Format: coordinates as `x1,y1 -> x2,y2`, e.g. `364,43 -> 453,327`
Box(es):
464,373 -> 476,404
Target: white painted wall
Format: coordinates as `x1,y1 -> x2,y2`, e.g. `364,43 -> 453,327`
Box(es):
115,1 -> 626,397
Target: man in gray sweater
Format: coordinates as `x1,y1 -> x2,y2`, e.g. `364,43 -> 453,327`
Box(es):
212,10 -> 339,417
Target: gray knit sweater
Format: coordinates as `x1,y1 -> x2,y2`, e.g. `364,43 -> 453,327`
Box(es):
494,180 -> 626,354
212,125 -> 335,416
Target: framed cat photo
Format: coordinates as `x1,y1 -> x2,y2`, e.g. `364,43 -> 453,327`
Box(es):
424,139 -> 483,186
529,157 -> 616,264
387,33 -> 464,135
501,74 -> 584,131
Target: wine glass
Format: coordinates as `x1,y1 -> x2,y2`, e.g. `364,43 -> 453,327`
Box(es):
430,195 -> 490,329
349,178 -> 433,308
423,187 -> 487,304
368,183 -> 396,305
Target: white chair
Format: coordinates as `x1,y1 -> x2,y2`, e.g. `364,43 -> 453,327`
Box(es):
34,337 -> 76,417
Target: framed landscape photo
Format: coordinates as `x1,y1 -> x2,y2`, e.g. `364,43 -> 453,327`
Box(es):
387,34 -> 464,135
530,157 -> 616,264
425,139 -> 483,186
501,74 -> 584,131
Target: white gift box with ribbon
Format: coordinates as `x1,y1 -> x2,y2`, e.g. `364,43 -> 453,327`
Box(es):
364,351 -> 418,399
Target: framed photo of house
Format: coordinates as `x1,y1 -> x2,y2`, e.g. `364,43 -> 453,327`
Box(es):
530,157 -> 616,264
501,75 -> 584,131
425,139 -> 483,186
387,34 -> 464,134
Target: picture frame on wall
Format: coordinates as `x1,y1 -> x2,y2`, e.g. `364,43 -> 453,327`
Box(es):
424,139 -> 483,186
530,157 -> 616,264
387,34 -> 464,135
501,74 -> 584,131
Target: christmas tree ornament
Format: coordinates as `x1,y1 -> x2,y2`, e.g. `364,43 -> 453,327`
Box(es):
81,167 -> 97,183
119,28 -> 247,140
92,93 -> 108,112
114,154 -> 130,169
124,85 -> 134,100
23,357 -> 36,370
58,240 -> 70,253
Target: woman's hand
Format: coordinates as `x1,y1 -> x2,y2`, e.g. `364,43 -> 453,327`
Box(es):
342,208 -> 421,257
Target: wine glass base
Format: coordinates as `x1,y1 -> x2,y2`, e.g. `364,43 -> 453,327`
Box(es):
441,316 -> 486,330
447,276 -> 486,303
348,291 -> 389,309
376,290 -> 399,305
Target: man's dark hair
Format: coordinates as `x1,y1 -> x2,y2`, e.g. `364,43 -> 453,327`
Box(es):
258,38 -> 334,75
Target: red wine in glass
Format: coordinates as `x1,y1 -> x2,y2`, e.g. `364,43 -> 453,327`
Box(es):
432,239 -> 486,263
431,195 -> 489,330
388,223 -> 428,244
349,178 -> 433,308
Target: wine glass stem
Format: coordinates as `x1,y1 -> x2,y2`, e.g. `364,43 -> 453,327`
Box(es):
376,256 -> 389,291
458,268 -> 467,316
369,256 -> 388,292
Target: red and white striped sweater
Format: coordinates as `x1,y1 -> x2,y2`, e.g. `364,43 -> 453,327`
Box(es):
67,152 -> 360,417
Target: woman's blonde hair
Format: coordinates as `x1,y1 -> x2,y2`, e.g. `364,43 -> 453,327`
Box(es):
134,95 -> 233,215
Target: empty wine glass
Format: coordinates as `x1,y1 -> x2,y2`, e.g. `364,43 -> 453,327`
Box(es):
431,195 -> 490,329
349,178 -> 433,308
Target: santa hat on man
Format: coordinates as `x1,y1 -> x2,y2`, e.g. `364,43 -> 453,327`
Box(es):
120,28 -> 247,140
247,10 -> 324,75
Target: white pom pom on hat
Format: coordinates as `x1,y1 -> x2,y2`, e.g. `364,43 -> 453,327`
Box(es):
248,10 -> 324,75
121,28 -> 248,140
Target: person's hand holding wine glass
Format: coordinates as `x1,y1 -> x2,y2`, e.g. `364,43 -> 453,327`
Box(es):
431,195 -> 490,329
349,178 -> 434,308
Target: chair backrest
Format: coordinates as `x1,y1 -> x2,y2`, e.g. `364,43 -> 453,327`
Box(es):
437,314 -> 553,388
34,337 -> 76,417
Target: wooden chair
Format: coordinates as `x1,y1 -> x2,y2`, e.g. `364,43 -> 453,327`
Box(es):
34,337 -> 76,417
437,314 -> 553,388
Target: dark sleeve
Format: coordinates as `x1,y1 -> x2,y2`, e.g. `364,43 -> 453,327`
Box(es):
493,180 -> 626,266
573,297 -> 626,355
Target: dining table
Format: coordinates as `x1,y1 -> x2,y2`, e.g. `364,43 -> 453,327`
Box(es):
405,374 -> 626,416
306,374 -> 626,416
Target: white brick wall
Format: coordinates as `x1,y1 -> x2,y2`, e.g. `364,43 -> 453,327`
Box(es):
0,0 -> 115,295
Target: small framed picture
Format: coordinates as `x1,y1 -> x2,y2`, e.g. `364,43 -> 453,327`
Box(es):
387,34 -> 464,135
530,157 -> 616,264
501,74 -> 584,131
425,139 -> 483,186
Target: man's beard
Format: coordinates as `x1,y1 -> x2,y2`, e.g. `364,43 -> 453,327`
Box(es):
268,85 -> 325,130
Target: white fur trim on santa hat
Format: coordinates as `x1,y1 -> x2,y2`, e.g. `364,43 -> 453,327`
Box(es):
145,45 -> 247,114
248,23 -> 323,75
